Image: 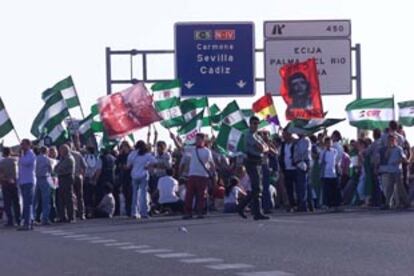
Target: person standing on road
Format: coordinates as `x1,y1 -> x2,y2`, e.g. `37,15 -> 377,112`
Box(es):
0,147 -> 21,227
183,133 -> 216,220
54,144 -> 76,223
17,139 -> 36,230
115,141 -> 133,217
293,133 -> 312,212
127,140 -> 155,219
319,137 -> 341,211
279,129 -> 297,212
70,144 -> 87,220
238,116 -> 270,220
84,146 -> 100,218
377,133 -> 410,209
35,146 -> 53,225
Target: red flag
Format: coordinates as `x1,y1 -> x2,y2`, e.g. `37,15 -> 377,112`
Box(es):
98,83 -> 161,139
279,58 -> 324,120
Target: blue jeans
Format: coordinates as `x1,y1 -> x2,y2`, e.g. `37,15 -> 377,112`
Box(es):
295,170 -> 309,211
36,177 -> 51,223
131,176 -> 149,217
20,183 -> 35,226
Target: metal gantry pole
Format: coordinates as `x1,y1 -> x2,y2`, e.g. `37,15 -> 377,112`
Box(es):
105,47 -> 112,95
352,43 -> 362,137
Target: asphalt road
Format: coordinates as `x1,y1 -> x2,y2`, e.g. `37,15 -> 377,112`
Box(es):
1,209 -> 414,276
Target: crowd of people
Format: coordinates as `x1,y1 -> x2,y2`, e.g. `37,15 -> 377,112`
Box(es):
0,117 -> 413,231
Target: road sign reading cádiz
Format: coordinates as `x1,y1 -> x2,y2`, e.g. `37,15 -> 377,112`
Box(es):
264,20 -> 352,96
175,22 -> 255,97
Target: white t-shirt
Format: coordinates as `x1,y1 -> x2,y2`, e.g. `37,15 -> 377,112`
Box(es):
127,151 -> 155,179
98,193 -> 115,216
188,147 -> 214,178
224,186 -> 243,204
157,176 -> 180,204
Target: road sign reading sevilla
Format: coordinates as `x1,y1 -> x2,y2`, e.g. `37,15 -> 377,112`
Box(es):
175,22 -> 255,97
264,20 -> 352,96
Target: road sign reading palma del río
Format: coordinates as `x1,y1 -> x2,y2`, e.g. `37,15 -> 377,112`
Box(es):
175,22 -> 255,97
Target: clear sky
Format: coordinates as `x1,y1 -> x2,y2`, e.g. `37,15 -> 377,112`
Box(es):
1,0 -> 413,146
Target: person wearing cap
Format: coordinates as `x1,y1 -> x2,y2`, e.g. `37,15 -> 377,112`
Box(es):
376,133 -> 410,209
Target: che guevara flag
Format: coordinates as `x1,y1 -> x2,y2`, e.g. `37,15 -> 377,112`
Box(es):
98,83 -> 161,139
279,58 -> 324,120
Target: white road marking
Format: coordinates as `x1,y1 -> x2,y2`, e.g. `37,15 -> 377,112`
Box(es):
155,253 -> 195,259
73,237 -> 101,241
268,219 -> 304,224
90,239 -> 117,244
205,263 -> 254,270
63,234 -> 88,238
237,271 -> 295,276
180,258 -> 223,264
104,242 -> 133,247
119,245 -> 150,250
39,230 -> 65,234
136,249 -> 172,254
50,232 -> 75,236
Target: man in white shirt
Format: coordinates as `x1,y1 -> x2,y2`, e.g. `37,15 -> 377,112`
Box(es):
183,133 -> 215,219
157,169 -> 183,213
319,137 -> 341,209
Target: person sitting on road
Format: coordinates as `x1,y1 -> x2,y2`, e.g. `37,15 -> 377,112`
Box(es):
156,168 -> 184,214
94,183 -> 115,218
224,176 -> 246,213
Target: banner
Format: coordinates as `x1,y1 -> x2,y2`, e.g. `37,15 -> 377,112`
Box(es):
98,83 -> 161,139
346,98 -> 394,130
279,58 -> 324,120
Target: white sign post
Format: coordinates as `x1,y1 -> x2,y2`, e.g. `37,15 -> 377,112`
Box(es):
264,20 -> 352,95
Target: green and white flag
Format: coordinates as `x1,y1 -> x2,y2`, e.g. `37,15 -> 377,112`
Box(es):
202,104 -> 221,128
220,101 -> 249,131
79,103 -> 105,139
287,118 -> 345,135
0,98 -> 14,139
180,97 -> 208,122
178,110 -> 204,144
31,92 -> 70,138
47,123 -> 69,145
346,98 -> 394,130
215,124 -> 245,153
42,76 -> 80,109
398,101 -> 414,126
151,80 -> 184,128
78,113 -> 94,138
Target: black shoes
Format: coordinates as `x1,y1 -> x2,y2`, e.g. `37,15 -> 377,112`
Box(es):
237,207 -> 248,219
253,214 -> 270,221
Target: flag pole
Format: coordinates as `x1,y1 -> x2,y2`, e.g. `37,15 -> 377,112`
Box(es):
70,76 -> 86,119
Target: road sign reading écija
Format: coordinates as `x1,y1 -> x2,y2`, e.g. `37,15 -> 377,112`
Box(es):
175,22 -> 255,97
264,20 -> 352,96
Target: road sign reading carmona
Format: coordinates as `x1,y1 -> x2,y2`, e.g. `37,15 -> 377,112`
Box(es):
264,20 -> 352,96
175,22 -> 255,97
